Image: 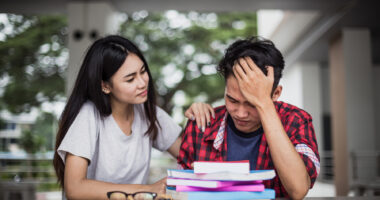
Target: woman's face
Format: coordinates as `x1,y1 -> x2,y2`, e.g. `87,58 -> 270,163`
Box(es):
103,53 -> 149,106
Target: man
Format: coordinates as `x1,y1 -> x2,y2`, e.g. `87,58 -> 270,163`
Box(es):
178,37 -> 320,199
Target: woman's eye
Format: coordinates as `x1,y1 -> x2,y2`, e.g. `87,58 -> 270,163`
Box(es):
126,78 -> 134,82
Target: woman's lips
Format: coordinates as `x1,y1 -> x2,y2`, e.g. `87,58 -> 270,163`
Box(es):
138,90 -> 148,96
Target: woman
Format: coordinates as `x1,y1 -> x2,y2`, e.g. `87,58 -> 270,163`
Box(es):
53,35 -> 213,200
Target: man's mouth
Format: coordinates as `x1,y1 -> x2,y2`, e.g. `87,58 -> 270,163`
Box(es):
234,118 -> 249,126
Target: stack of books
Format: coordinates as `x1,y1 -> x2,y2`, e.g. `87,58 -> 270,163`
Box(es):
167,161 -> 276,200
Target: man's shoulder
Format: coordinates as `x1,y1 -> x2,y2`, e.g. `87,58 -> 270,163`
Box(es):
183,105 -> 226,140
275,101 -> 312,121
213,105 -> 227,118
185,105 -> 226,128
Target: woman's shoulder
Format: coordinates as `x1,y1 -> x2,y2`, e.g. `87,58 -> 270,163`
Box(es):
77,101 -> 101,120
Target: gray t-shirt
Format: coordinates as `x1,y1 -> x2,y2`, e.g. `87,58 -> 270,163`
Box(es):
57,101 -> 181,198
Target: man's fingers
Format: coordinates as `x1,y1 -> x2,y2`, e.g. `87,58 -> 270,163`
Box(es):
233,62 -> 245,81
238,58 -> 251,74
244,57 -> 262,75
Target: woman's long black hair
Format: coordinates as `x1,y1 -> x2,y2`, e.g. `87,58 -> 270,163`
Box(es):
53,35 -> 159,187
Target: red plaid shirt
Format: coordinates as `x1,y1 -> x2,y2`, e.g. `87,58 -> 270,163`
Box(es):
178,101 -> 320,197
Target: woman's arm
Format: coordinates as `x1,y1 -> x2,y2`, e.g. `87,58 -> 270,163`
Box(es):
166,137 -> 182,158
64,153 -> 166,200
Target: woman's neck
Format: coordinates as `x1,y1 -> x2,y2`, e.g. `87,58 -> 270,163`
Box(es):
110,100 -> 134,121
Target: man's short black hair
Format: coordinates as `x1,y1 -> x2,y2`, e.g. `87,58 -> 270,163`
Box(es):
217,37 -> 285,91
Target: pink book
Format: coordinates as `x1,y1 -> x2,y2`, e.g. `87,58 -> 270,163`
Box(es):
175,184 -> 265,192
167,178 -> 262,188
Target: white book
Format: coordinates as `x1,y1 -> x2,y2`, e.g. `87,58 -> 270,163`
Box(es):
167,169 -> 276,181
194,160 -> 250,174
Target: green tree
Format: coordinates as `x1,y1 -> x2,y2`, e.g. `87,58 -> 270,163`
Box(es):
19,129 -> 45,154
0,11 -> 257,125
0,14 -> 67,113
120,11 -> 257,118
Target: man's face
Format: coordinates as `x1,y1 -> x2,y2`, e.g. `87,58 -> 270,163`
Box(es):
225,76 -> 262,133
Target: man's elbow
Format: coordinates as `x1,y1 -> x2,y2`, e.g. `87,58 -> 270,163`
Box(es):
288,181 -> 310,200
288,187 -> 309,200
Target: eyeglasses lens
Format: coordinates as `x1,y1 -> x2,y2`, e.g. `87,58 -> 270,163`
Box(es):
134,193 -> 154,200
109,192 -> 128,200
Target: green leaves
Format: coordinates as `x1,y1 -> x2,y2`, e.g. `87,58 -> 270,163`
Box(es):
0,11 -> 257,125
0,14 -> 67,113
119,11 -> 257,120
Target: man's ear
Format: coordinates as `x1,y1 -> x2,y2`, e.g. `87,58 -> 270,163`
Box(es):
271,85 -> 282,101
101,81 -> 111,94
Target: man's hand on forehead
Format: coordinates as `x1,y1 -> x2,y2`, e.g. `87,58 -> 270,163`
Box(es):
232,57 -> 274,107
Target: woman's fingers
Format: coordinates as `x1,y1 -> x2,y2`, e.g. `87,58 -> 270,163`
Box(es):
184,108 -> 195,121
191,104 -> 205,132
187,102 -> 215,132
207,104 -> 215,120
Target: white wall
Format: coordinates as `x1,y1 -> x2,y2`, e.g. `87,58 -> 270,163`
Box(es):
279,62 -> 323,156
279,63 -> 304,108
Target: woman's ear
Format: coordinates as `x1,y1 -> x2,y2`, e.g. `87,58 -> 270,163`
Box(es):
101,81 -> 111,94
271,85 -> 282,101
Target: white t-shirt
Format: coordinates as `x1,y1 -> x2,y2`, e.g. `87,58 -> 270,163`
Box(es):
57,101 -> 181,198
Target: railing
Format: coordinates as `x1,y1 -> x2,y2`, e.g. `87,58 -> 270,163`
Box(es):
350,151 -> 380,196
320,151 -> 334,181
0,152 -> 57,200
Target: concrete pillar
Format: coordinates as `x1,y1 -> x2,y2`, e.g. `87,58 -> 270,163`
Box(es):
66,1 -> 119,94
329,28 -> 375,195
374,66 -> 380,151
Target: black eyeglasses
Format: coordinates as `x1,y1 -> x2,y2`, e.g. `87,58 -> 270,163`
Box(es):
107,191 -> 172,200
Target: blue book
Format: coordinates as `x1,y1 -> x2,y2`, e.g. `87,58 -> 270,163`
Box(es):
167,187 -> 275,200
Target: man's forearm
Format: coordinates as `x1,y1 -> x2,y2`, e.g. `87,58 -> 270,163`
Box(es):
256,100 -> 310,199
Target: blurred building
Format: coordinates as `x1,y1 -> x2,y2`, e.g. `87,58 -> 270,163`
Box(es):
1,0 -> 379,196
0,111 -> 37,152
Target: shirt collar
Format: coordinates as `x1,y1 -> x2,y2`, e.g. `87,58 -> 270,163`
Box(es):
203,112 -> 228,150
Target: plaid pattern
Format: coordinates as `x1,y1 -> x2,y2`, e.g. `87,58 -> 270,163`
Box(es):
178,101 -> 320,197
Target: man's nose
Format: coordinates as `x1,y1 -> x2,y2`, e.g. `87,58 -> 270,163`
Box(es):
236,106 -> 248,118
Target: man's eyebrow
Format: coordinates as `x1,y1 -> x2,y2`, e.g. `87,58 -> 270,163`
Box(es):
123,64 -> 145,78
226,94 -> 238,101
